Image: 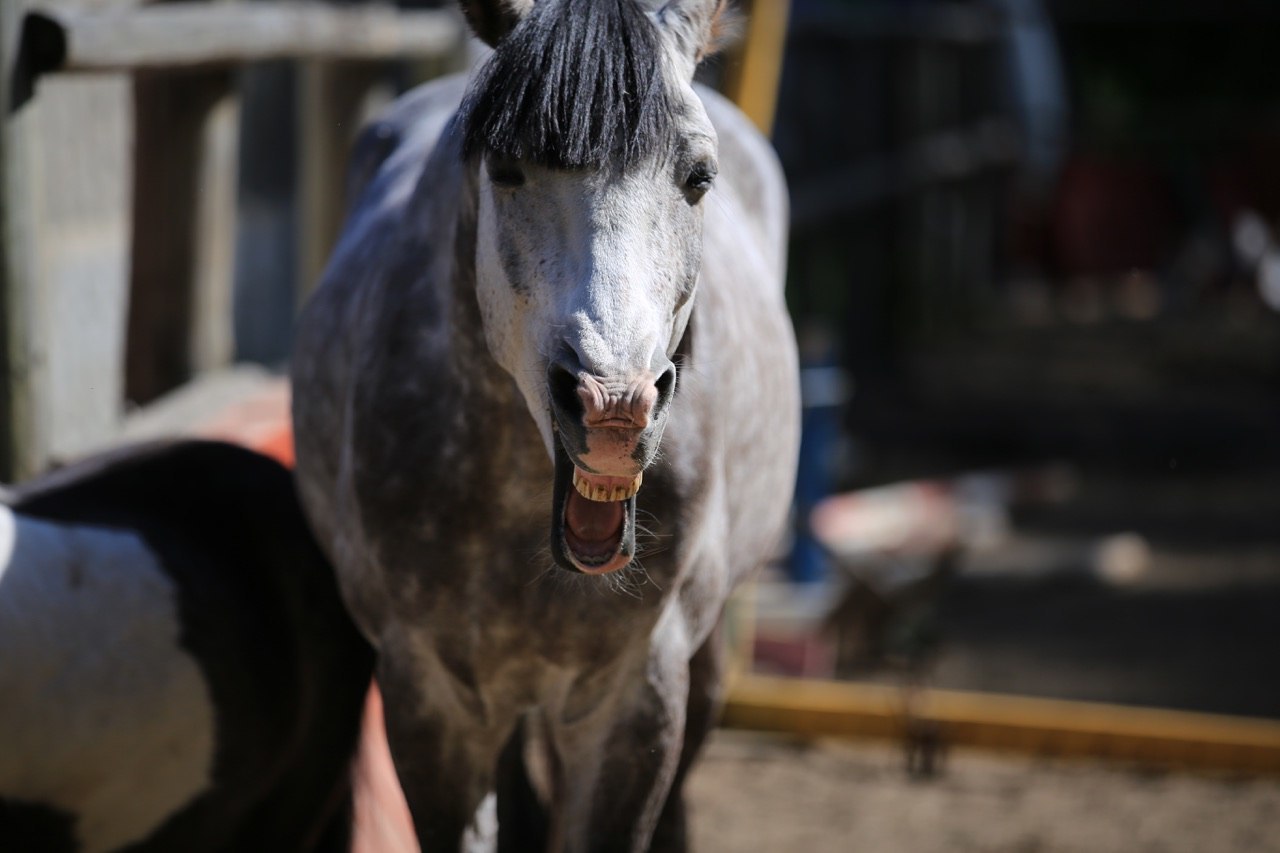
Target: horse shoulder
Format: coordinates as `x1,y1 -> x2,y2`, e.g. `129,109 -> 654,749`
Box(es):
295,79 -> 479,635
681,89 -> 799,587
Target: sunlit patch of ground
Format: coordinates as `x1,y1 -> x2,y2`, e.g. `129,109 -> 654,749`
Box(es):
689,730 -> 1280,853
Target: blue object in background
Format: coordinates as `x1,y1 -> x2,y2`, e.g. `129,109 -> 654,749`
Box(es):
789,348 -> 851,584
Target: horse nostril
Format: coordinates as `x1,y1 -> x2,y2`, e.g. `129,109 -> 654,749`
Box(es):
654,365 -> 676,410
547,363 -> 583,422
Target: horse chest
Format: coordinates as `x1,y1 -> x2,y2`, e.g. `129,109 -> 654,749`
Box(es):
0,509 -> 217,853
399,611 -> 651,729
382,532 -> 667,704
362,447 -> 687,654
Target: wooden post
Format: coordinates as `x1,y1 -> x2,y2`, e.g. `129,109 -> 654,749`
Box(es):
191,89 -> 240,375
0,0 -> 40,479
5,1 -> 465,469
126,68 -> 234,404
722,0 -> 791,136
295,60 -> 388,304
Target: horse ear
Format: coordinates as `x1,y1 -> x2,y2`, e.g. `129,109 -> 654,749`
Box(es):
658,0 -> 736,63
460,0 -> 535,48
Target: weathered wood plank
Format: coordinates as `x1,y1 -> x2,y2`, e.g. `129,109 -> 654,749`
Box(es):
25,2 -> 464,73
190,89 -> 239,377
125,69 -> 231,405
296,60 -> 388,304
724,674 -> 1280,775
0,0 -> 39,479
5,3 -> 142,475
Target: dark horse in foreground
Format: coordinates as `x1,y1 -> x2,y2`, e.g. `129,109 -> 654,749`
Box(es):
292,0 -> 800,849
0,441 -> 373,852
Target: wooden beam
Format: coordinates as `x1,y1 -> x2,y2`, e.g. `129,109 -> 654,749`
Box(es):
724,674 -> 1280,775
722,0 -> 791,136
126,69 -> 232,405
295,61 -> 388,304
189,88 -> 239,377
23,3 -> 463,74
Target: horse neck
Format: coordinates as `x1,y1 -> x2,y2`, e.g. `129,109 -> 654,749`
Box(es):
394,143 -> 552,490
406,133 -> 523,414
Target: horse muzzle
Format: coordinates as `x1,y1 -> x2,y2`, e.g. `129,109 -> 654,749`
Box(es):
546,358 -> 676,574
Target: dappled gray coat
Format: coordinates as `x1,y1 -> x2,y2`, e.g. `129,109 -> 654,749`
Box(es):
291,0 -> 799,849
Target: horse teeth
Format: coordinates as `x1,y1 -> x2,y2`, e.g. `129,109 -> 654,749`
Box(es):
571,470 -> 644,502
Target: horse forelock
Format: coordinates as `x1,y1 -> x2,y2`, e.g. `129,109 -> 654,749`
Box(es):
459,0 -> 681,170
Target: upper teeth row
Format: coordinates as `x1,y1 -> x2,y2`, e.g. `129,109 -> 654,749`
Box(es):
573,471 -> 643,502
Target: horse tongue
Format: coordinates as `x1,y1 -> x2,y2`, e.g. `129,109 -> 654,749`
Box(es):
564,490 -> 625,556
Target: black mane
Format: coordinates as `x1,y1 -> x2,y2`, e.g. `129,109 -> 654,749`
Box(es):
460,0 -> 680,170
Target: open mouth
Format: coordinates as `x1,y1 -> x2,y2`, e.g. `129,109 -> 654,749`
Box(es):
550,437 -> 638,574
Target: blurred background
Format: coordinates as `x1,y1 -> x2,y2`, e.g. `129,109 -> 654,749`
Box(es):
764,0 -> 1280,717
3,0 -> 1280,850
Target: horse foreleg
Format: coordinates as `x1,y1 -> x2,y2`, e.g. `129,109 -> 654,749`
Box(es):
646,624 -> 725,853
550,647 -> 690,853
496,714 -> 552,853
378,658 -> 507,853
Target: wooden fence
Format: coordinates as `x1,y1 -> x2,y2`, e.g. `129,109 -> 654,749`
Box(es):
1,1 -> 468,480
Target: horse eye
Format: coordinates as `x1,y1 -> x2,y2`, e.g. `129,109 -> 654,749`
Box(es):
684,162 -> 717,199
487,158 -> 525,188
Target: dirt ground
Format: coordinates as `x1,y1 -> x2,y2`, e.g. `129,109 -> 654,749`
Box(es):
689,461 -> 1280,853
687,730 -> 1280,853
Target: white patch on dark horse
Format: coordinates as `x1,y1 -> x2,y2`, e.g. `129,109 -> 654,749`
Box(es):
0,508 -> 216,853
291,0 -> 799,850
0,440 -> 373,852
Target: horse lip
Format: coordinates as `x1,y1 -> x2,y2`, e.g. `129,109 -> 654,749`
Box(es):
550,392 -> 654,474
550,434 -> 636,574
586,418 -> 645,430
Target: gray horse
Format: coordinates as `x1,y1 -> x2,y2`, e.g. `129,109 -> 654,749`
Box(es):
291,0 -> 799,849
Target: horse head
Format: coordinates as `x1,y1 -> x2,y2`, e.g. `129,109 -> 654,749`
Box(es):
459,0 -> 728,575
